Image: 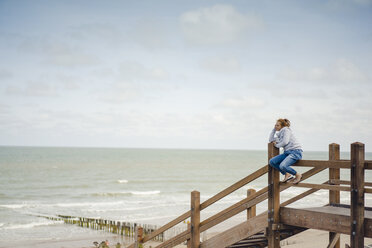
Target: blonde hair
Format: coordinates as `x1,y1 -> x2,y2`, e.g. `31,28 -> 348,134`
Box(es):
277,118 -> 291,128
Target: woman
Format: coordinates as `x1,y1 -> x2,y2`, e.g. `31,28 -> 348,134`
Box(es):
269,118 -> 303,184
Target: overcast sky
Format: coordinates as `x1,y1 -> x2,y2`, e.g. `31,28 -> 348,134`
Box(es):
0,0 -> 371,151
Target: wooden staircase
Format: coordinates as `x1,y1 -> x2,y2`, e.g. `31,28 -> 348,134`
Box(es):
127,142 -> 372,248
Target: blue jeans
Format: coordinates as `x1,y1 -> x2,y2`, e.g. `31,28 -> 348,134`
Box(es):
269,149 -> 303,176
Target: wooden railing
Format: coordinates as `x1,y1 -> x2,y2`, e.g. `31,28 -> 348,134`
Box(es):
127,142 -> 371,248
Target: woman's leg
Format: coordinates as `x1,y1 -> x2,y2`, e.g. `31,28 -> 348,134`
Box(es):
279,150 -> 302,182
269,153 -> 288,175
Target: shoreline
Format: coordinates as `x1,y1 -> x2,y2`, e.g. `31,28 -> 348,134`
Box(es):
3,229 -> 372,248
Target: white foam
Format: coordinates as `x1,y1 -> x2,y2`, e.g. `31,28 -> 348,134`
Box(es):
131,190 -> 161,195
4,220 -> 63,230
117,179 -> 128,184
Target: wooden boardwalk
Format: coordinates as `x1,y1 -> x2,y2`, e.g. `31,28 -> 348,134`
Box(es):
126,142 -> 371,248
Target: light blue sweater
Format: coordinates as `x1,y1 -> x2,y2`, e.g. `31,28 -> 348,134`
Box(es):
269,127 -> 302,151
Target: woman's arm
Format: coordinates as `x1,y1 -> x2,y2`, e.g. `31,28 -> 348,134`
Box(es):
269,128 -> 276,142
274,128 -> 290,148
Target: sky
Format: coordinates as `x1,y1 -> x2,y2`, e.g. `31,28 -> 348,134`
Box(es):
0,0 -> 371,151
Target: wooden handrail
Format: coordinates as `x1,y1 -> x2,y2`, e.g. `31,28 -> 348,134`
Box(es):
199,166 -> 326,232
329,179 -> 372,187
286,182 -> 350,191
150,166 -> 327,248
295,160 -> 350,168
129,165 -> 268,247
200,165 -> 268,210
128,142 -> 370,248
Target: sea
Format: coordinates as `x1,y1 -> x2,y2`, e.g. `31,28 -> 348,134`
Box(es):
0,146 -> 371,247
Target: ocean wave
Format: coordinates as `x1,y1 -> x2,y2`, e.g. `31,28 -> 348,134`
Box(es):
117,179 -> 128,184
92,190 -> 161,197
0,204 -> 28,209
3,220 -> 63,230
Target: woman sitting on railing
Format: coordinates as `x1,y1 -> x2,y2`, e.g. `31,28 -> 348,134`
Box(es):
269,118 -> 303,184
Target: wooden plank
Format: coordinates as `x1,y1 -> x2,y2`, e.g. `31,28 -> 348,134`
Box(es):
247,189 -> 256,219
350,142 -> 365,248
296,160 -> 350,168
190,191 -> 200,248
281,206 -> 372,238
138,211 -> 190,245
280,207 -> 350,234
200,213 -> 267,248
267,142 -> 280,248
281,181 -> 328,207
329,143 -> 341,248
200,165 -> 268,210
330,180 -> 372,188
327,233 -> 341,248
155,230 -> 190,248
199,187 -> 268,232
365,161 -> 372,170
287,182 -> 350,192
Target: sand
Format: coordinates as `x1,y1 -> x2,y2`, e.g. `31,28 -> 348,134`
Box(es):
4,229 -> 372,248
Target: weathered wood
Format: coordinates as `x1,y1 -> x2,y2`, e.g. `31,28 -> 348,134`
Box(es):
287,182 -> 350,191
200,188 -> 268,232
327,233 -> 340,248
200,213 -> 267,248
132,165 -> 268,247
267,142 -> 280,248
350,142 -> 365,248
330,179 -> 372,188
199,166 -> 326,233
191,191 -> 200,248
281,181 -> 329,207
200,165 -> 268,210
280,207 -> 350,234
365,161 -> 372,170
247,189 -> 256,219
138,211 -> 190,245
154,230 -> 190,248
329,145 -> 340,248
187,223 -> 191,248
296,160 -> 350,168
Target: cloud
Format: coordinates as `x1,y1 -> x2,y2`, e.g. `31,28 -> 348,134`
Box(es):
68,23 -> 124,44
0,69 -> 13,79
44,43 -> 100,67
277,59 -> 370,84
6,81 -> 58,97
217,96 -> 265,109
118,61 -> 169,82
180,4 -> 263,45
201,56 -> 241,74
128,19 -> 169,50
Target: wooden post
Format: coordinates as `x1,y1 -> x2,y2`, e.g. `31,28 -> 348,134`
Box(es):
191,191 -> 200,248
134,226 -> 143,248
350,142 -> 365,248
329,143 -> 340,248
247,189 -> 256,219
187,223 -> 191,248
267,142 -> 280,248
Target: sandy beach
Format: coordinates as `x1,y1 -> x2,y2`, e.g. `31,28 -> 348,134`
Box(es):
4,229 -> 372,248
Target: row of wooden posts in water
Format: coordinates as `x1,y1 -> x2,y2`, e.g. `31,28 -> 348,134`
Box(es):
41,214 -> 167,242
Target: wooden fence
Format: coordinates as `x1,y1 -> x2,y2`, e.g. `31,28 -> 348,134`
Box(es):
126,142 -> 372,248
